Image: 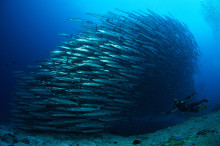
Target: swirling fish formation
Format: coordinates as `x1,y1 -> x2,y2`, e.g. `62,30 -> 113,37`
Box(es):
11,9 -> 199,133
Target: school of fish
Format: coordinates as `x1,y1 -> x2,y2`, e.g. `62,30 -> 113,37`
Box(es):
11,9 -> 199,133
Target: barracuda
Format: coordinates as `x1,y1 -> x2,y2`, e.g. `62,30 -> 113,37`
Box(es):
12,9 -> 199,134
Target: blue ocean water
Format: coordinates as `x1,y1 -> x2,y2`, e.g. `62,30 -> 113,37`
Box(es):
0,0 -> 219,134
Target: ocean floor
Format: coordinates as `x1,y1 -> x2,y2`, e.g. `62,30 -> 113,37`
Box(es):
0,110 -> 219,146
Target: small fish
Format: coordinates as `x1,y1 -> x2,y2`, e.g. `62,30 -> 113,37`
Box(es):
67,18 -> 87,22
50,98 -> 78,105
56,33 -> 72,38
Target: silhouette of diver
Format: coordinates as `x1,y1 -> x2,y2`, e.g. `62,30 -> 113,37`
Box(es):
165,93 -> 208,114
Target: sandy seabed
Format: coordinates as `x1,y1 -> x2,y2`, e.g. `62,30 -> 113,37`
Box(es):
0,110 -> 219,146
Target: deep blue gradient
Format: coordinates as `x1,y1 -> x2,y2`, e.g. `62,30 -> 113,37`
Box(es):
0,0 -> 219,133
0,0 -> 82,122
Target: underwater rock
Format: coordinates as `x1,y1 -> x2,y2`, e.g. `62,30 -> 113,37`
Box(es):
196,129 -> 216,136
1,133 -> 18,144
20,138 -> 30,144
133,139 -> 142,145
11,9 -> 199,133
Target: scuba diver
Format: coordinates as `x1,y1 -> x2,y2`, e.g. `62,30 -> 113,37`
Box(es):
164,93 -> 208,114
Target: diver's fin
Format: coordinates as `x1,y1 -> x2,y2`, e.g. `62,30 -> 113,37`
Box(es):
199,104 -> 207,109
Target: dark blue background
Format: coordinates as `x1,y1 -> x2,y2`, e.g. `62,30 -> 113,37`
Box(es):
0,0 -> 82,122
